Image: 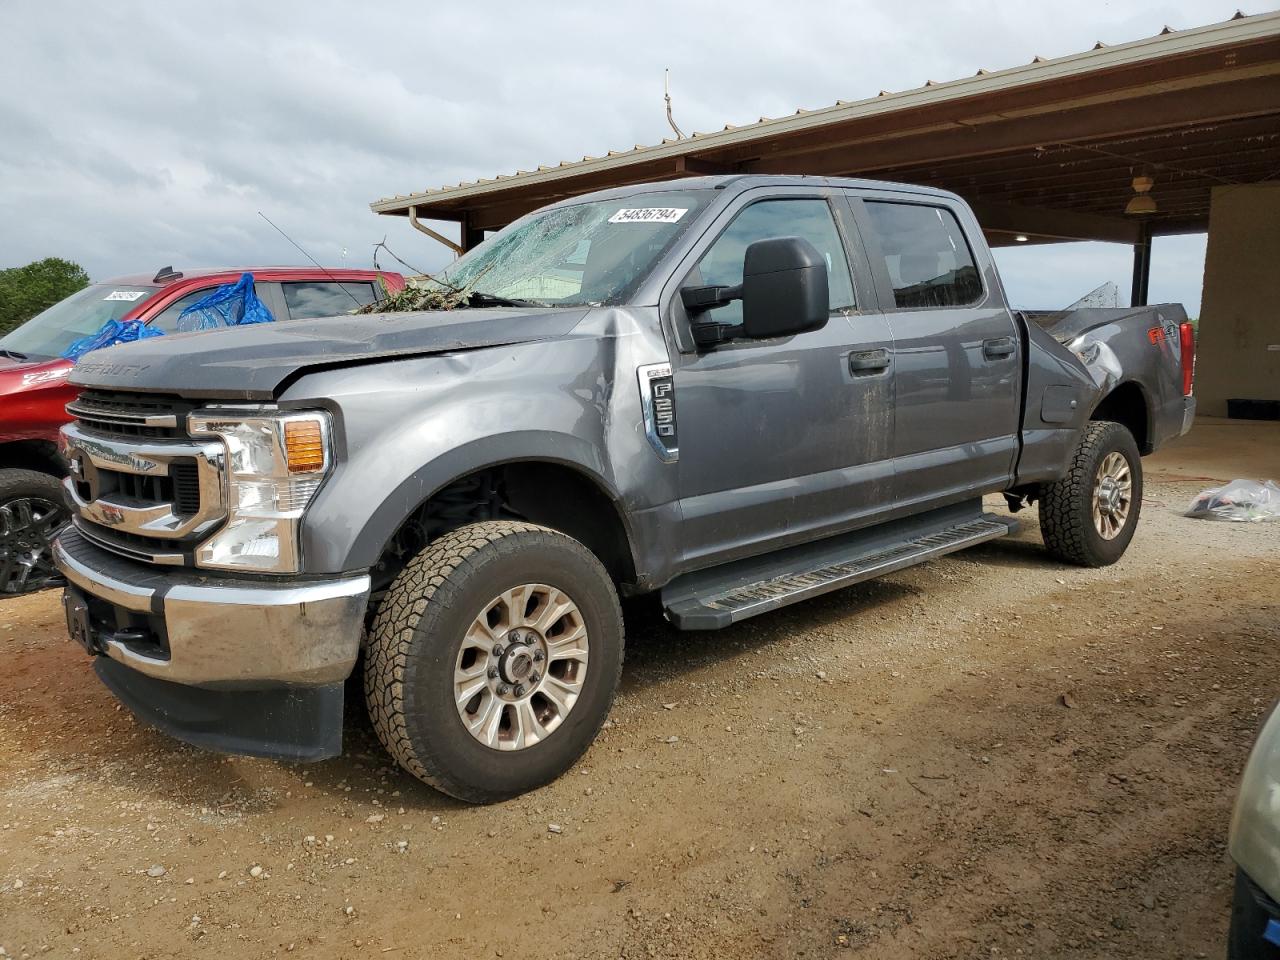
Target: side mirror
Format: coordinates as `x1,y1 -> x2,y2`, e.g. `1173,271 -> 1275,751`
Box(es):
740,236 -> 829,339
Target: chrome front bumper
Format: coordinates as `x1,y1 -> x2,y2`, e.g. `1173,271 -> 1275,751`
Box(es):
54,527 -> 369,687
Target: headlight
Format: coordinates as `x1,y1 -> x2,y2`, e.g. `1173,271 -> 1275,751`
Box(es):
189,408 -> 333,573
1230,700 -> 1280,904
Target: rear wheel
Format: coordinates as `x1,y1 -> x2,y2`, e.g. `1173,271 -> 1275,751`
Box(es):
364,521 -> 624,803
0,468 -> 67,597
1039,421 -> 1142,567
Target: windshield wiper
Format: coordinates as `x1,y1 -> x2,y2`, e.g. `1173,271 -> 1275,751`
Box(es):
0,348 -> 29,361
466,291 -> 543,309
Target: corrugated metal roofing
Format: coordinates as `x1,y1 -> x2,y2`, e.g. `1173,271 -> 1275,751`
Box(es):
371,10 -> 1278,214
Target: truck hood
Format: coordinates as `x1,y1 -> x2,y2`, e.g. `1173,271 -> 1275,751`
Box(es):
68,306 -> 591,400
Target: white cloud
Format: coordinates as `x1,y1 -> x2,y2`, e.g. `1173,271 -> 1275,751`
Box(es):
0,0 -> 1248,309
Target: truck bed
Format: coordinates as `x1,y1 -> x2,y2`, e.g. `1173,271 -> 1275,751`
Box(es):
1023,305 -> 1181,346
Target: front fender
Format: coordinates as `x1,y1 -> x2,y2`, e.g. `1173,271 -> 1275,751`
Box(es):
286,339 -> 648,575
322,430 -> 623,572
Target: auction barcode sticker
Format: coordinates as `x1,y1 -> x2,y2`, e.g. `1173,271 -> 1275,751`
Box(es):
608,207 -> 688,224
103,290 -> 146,301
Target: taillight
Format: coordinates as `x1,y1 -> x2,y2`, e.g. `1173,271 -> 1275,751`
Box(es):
1179,322 -> 1196,396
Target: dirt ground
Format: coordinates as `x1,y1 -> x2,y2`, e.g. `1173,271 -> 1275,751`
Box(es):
2,418 -> 1277,960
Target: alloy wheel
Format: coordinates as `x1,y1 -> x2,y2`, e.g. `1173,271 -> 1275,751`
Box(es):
453,583 -> 590,751
1091,451 -> 1133,540
0,495 -> 67,595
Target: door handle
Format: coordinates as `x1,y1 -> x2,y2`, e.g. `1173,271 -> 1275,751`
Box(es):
983,337 -> 1015,360
849,349 -> 891,374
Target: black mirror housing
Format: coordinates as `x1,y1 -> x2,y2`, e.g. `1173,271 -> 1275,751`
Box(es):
680,284 -> 739,313
741,236 -> 829,340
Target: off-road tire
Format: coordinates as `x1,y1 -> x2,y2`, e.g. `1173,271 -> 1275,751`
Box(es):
1039,420 -> 1142,567
364,521 -> 624,803
0,468 -> 68,597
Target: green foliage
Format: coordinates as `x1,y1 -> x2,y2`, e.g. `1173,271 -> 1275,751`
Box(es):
0,257 -> 90,336
359,265 -> 493,314
360,276 -> 469,313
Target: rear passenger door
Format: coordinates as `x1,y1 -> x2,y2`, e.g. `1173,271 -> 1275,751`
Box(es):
280,280 -> 378,319
849,193 -> 1021,508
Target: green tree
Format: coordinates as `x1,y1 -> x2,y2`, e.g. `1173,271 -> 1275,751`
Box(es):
0,257 -> 91,336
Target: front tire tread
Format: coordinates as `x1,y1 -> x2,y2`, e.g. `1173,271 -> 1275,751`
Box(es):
364,520 -> 622,803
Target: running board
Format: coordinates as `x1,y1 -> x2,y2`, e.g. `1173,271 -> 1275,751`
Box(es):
662,501 -> 1017,630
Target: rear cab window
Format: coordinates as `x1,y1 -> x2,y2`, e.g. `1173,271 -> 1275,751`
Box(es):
862,201 -> 983,308
281,281 -> 377,319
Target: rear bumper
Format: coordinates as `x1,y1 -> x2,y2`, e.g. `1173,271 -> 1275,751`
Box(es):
1182,395 -> 1197,436
53,526 -> 369,686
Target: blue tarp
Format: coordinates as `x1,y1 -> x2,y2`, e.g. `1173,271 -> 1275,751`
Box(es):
60,272 -> 275,361
177,272 -> 273,332
62,318 -> 165,361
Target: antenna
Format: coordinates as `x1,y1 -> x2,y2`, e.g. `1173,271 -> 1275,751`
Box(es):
665,69 -> 686,140
257,211 -> 363,308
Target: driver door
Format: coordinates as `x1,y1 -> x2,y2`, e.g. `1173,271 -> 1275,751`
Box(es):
667,191 -> 896,571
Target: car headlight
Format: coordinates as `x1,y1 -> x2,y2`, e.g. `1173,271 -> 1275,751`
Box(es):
1230,699 -> 1280,904
189,408 -> 333,573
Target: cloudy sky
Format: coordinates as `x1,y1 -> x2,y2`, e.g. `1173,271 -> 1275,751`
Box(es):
1,0 -> 1266,315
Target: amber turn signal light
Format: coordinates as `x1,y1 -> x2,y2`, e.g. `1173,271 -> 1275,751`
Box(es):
284,418 -> 326,473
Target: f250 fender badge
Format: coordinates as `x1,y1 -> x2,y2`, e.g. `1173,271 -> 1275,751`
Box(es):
637,363 -> 678,463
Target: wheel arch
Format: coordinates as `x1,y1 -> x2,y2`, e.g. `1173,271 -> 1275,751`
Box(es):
342,441 -> 640,590
0,439 -> 65,476
1089,380 -> 1152,454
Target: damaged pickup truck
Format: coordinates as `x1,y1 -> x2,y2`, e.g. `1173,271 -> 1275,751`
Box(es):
54,176 -> 1196,802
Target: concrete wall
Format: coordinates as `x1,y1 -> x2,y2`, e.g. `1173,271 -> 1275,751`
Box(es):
1196,182 -> 1280,417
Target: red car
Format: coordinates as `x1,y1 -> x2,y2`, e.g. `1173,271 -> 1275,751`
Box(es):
0,265 -> 404,596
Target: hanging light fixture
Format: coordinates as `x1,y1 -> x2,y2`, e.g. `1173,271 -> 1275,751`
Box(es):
1125,174 -> 1157,216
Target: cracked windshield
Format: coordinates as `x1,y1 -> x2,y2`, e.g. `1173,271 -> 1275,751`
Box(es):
435,190 -> 712,306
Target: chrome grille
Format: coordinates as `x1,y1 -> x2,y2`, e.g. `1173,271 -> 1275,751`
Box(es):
62,395 -> 227,566
170,463 -> 201,515
66,390 -> 191,440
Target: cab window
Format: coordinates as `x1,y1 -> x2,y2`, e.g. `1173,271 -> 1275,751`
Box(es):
149,289 -> 219,332
863,202 -> 982,308
688,198 -> 855,327
282,281 -> 377,319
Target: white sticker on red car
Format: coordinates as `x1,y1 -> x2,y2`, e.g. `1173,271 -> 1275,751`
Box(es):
21,368 -> 72,386
103,290 -> 145,301
608,208 -> 688,224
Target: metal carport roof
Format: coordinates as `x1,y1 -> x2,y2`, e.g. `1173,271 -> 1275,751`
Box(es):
371,10 -> 1280,252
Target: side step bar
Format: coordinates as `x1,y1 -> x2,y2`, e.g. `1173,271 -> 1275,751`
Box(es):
662,501 -> 1017,630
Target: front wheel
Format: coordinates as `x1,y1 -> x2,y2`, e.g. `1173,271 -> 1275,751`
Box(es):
364,521 -> 624,803
1039,420 -> 1143,567
0,468 -> 68,597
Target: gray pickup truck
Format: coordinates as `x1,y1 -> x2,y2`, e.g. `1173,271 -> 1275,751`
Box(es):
54,175 -> 1196,802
